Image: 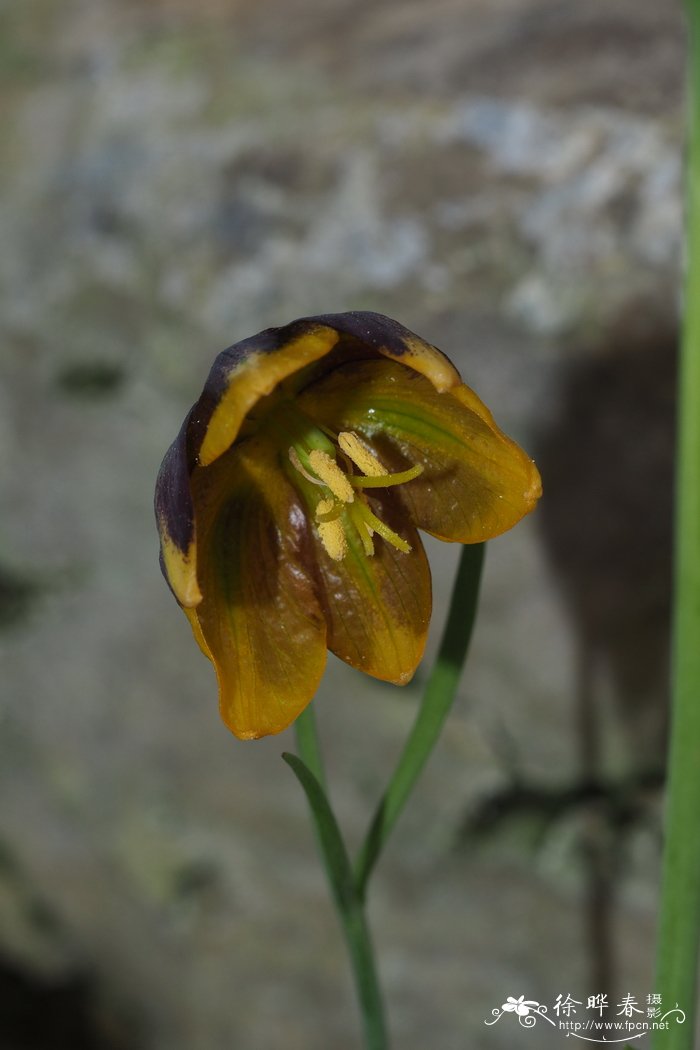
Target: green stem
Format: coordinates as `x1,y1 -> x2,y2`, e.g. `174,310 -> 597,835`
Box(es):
294,708 -> 388,1049
295,699 -> 327,788
653,6 -> 700,1047
338,903 -> 388,1050
354,542 -> 485,899
292,543 -> 484,1044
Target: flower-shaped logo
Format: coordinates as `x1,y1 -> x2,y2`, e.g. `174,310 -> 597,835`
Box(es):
502,995 -> 539,1016
155,312 -> 541,739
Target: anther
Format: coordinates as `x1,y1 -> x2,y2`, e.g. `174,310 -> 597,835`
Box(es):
338,431 -> 388,478
308,450 -> 355,503
318,516 -> 348,561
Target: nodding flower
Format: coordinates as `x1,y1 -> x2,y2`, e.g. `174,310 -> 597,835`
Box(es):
155,312 -> 541,739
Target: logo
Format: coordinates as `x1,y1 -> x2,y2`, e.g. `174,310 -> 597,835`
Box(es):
484,992 -> 686,1043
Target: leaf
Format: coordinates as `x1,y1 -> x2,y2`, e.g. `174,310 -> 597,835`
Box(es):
283,752 -> 357,914
354,541 -> 485,897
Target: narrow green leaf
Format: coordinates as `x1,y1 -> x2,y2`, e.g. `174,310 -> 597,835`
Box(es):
653,6 -> 700,1049
354,541 -> 485,898
283,751 -> 356,913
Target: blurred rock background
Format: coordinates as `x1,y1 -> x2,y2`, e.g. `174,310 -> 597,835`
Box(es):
0,0 -> 684,1047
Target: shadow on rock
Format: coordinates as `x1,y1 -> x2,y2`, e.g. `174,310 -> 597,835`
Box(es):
535,301 -> 676,774
462,301 -> 676,996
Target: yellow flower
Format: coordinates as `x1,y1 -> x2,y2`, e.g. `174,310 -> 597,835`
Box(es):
155,312 -> 541,739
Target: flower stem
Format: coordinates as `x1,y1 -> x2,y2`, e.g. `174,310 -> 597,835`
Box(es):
653,6 -> 700,1046
294,698 -> 327,788
293,707 -> 388,1049
337,902 -> 388,1050
354,542 -> 485,900
292,542 -> 484,1045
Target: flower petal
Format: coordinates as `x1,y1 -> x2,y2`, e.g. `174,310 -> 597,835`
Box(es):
155,410 -> 202,608
298,360 -> 541,543
310,491 -> 432,685
196,325 -> 340,467
192,312 -> 462,468
300,311 -> 461,393
157,313 -> 465,604
189,441 -> 328,739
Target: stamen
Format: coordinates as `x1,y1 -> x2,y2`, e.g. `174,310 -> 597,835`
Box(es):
348,503 -> 375,556
354,501 -> 412,554
349,463 -> 424,489
308,450 -> 355,503
338,431 -> 388,477
318,516 -> 348,561
288,447 -> 323,486
317,422 -> 339,442
284,416 -> 417,561
362,526 -> 375,557
315,497 -> 343,523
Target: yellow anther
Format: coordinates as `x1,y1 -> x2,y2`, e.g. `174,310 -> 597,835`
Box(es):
315,498 -> 348,558
286,422 -> 418,562
338,431 -> 388,478
318,516 -> 348,561
308,450 -> 355,503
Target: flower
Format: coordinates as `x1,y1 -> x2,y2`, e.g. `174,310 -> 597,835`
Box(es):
155,311 -> 541,739
502,996 -> 539,1017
